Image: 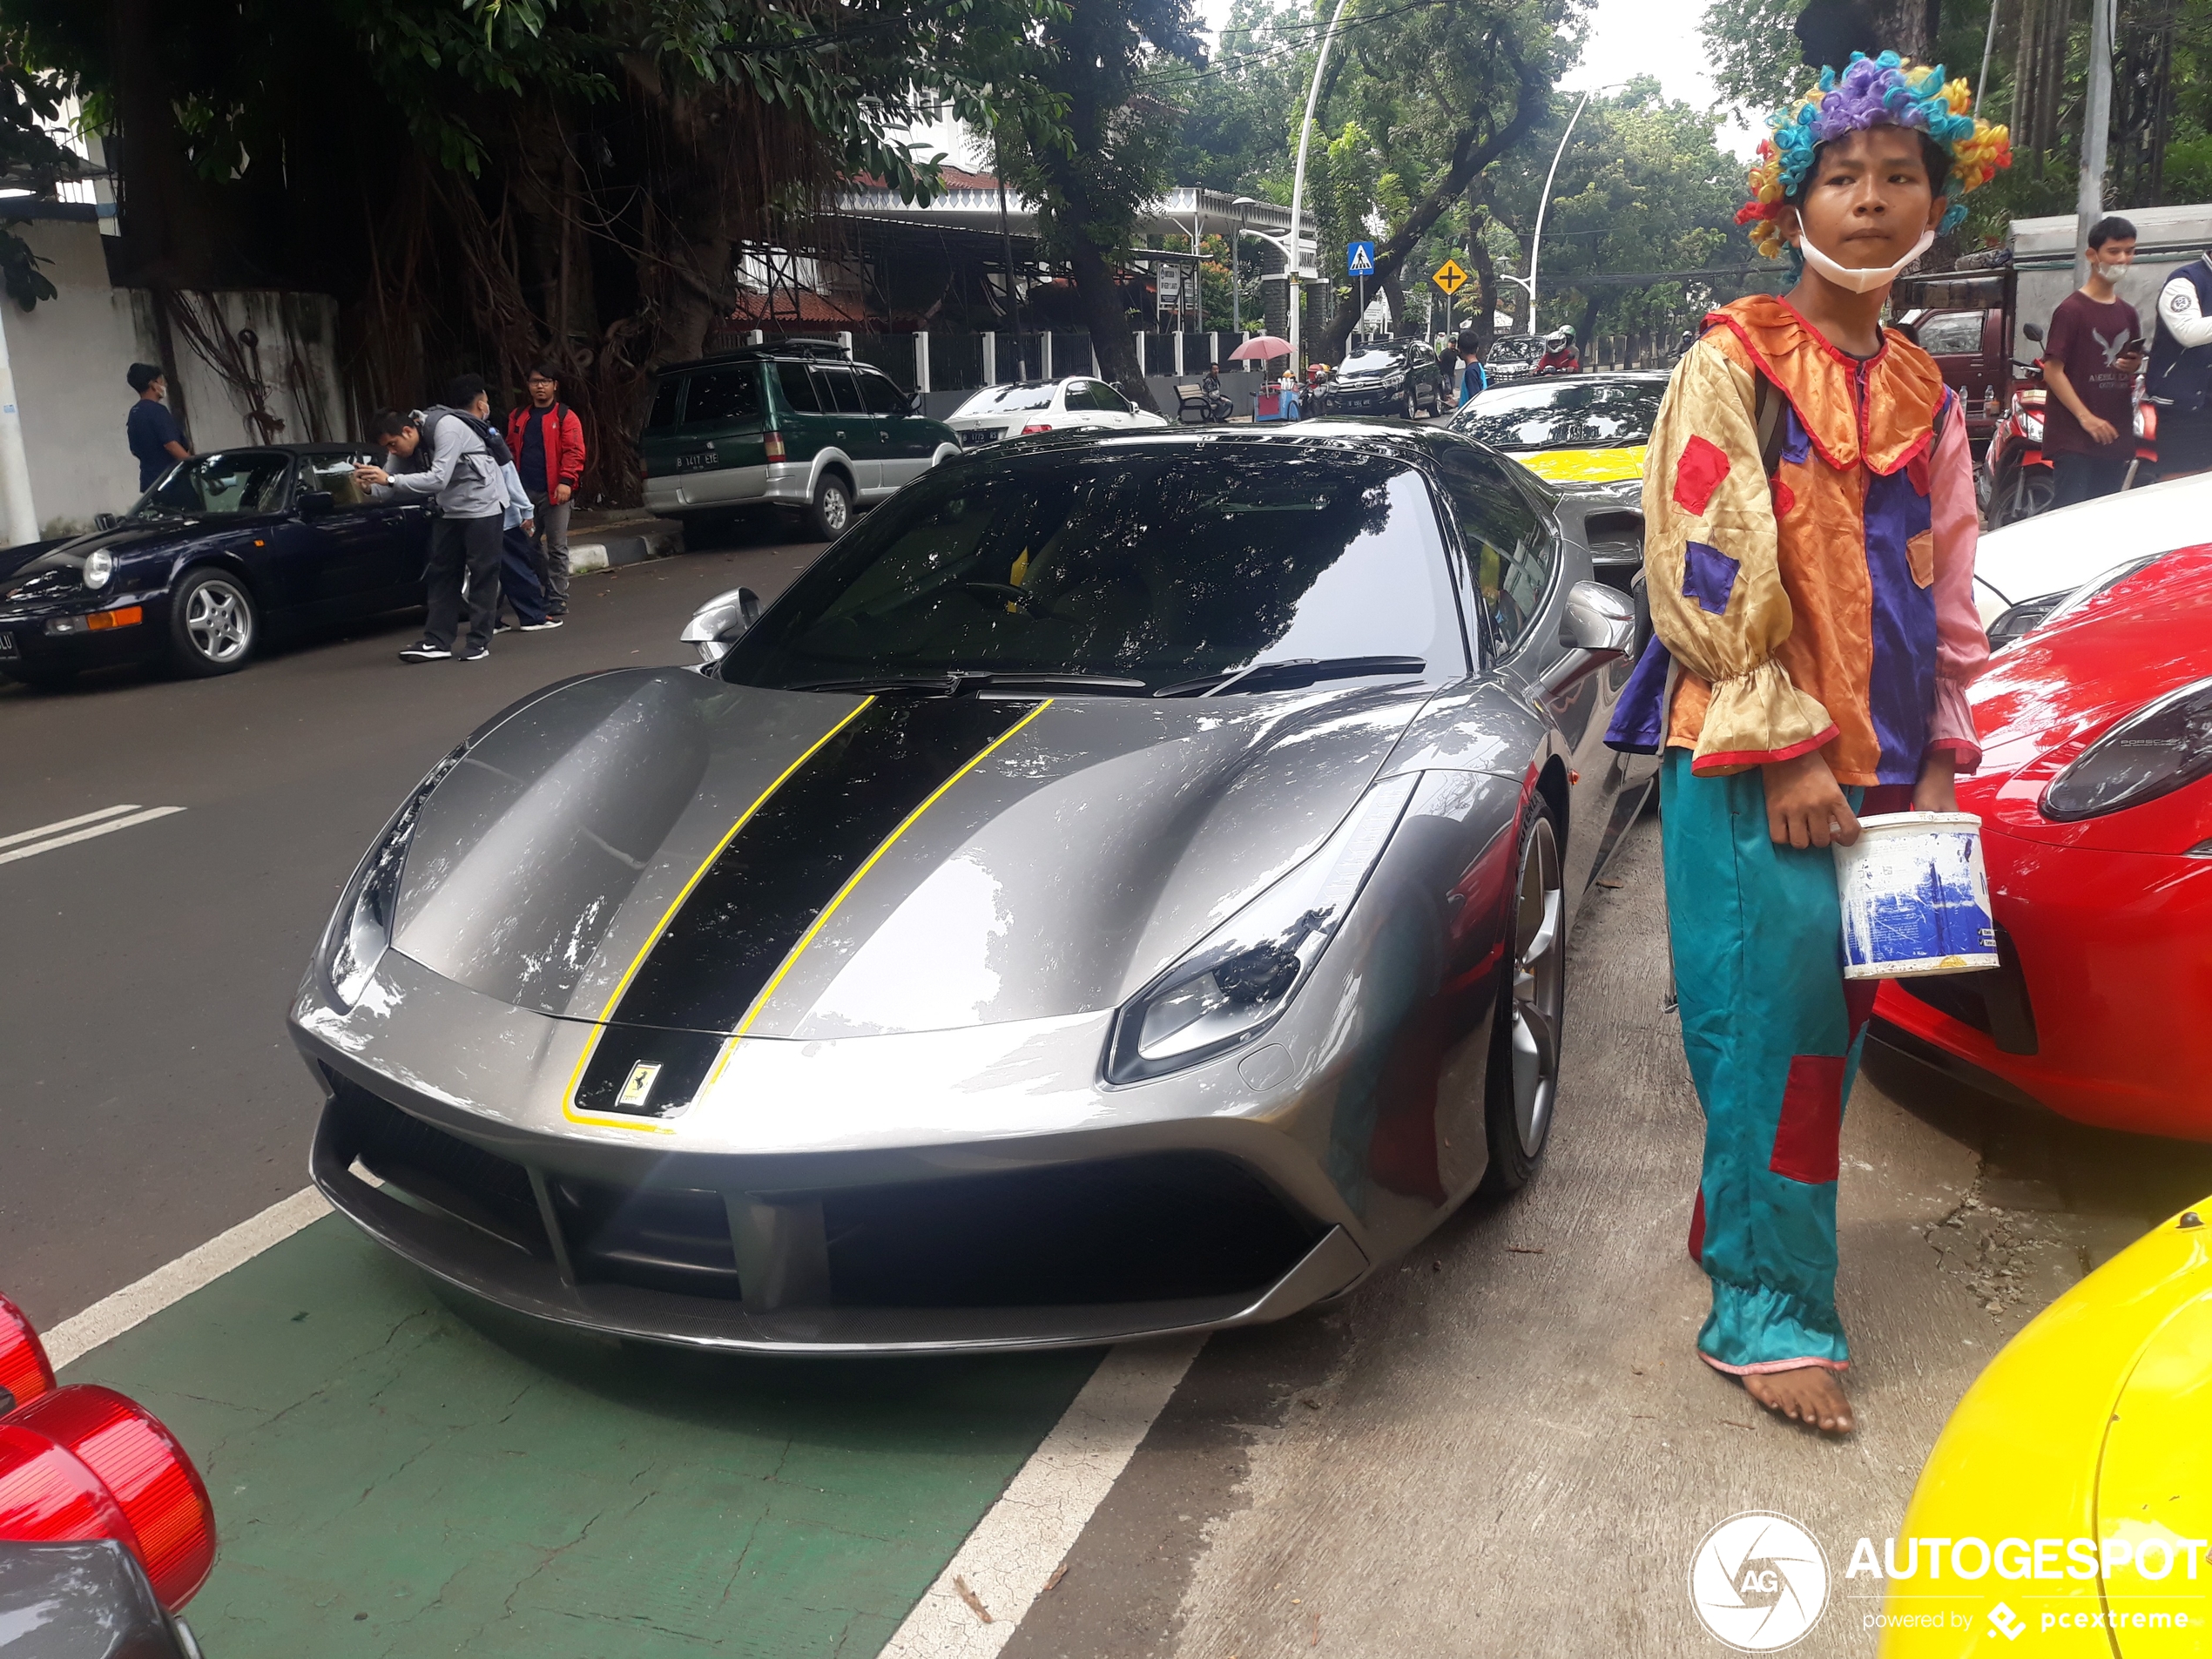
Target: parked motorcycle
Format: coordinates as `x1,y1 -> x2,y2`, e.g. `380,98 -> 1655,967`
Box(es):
1986,367 -> 2053,527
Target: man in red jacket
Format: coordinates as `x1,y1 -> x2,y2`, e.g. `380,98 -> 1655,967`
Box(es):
506,365 -> 586,617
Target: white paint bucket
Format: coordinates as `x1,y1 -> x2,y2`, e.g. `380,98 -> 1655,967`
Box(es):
1833,812 -> 2000,981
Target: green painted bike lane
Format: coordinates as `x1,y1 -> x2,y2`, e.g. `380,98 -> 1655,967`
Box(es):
60,1214 -> 1101,1657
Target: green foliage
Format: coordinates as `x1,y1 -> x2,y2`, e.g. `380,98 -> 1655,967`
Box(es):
1699,0 -> 1804,123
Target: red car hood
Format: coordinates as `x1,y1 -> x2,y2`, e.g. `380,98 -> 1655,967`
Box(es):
1965,543 -> 2212,855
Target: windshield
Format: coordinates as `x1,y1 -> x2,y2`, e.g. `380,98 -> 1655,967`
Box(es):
132,452 -> 293,519
719,447 -> 1466,691
1450,379 -> 1662,451
1486,336 -> 1540,365
958,385 -> 1057,415
1339,348 -> 1399,374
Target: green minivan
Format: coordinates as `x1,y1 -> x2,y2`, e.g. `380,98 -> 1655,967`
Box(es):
640,341 -> 961,540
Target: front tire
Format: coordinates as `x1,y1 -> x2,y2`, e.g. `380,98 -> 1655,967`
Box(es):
806,472 -> 853,542
1401,387 -> 1419,420
1479,797 -> 1565,1196
168,567 -> 257,677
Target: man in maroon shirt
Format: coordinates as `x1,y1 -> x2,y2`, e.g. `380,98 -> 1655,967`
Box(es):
2041,216 -> 2143,508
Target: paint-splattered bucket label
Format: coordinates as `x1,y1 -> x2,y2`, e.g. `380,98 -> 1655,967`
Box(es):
1834,813 -> 2000,981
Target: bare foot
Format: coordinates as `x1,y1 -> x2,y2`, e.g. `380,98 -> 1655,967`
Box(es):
1743,1367 -> 1855,1434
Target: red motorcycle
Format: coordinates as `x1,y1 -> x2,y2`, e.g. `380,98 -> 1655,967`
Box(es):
1985,361 -> 2053,527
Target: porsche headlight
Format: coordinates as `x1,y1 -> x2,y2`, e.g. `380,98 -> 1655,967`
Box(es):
83,550 -> 112,591
320,740 -> 469,1008
2040,677 -> 2212,822
1105,772 -> 1417,1084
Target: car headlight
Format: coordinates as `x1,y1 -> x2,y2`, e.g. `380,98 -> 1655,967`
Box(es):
319,740 -> 469,1008
2040,677 -> 2212,822
1105,772 -> 1417,1083
83,550 -> 112,591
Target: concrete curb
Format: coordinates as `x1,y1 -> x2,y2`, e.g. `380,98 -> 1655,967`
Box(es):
569,518 -> 684,575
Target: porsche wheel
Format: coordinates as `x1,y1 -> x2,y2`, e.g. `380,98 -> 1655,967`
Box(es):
806,472 -> 853,542
168,567 -> 257,677
1480,798 -> 1564,1195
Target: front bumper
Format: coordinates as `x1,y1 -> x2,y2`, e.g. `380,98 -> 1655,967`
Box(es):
1872,830 -> 2212,1140
290,948 -> 1393,1354
0,595 -> 167,675
1325,384 -> 1409,412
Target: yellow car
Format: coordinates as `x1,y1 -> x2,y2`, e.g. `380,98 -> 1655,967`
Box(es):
1880,1201 -> 2209,1655
1447,369 -> 1667,489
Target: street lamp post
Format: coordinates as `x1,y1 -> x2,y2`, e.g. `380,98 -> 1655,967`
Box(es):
1231,196 -> 1253,334
1286,0 -> 1356,368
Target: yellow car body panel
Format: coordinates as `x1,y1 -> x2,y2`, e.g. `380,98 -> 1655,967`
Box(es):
1508,445 -> 1648,486
1879,1205 -> 2212,1656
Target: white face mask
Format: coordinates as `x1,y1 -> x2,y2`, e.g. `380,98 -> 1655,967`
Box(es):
2093,261 -> 2129,284
1794,226 -> 1937,293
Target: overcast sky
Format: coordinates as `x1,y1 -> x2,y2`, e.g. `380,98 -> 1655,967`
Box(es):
899,0 -> 1758,175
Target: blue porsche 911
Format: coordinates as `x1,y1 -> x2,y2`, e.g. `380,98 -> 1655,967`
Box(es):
0,446 -> 431,687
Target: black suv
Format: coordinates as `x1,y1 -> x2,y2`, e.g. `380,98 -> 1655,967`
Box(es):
1323,338 -> 1449,419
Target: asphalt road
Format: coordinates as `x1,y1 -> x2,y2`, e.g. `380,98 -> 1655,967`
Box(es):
0,522 -> 821,1329
11,506 -> 2212,1654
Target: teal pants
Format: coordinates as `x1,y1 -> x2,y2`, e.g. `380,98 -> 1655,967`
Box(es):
1661,751 -> 1886,1374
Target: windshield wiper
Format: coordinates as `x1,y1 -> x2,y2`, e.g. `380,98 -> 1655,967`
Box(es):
788,670 -> 1150,697
1152,655 -> 1426,698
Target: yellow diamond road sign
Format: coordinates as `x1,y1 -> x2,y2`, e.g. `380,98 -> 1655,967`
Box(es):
1432,259 -> 1469,296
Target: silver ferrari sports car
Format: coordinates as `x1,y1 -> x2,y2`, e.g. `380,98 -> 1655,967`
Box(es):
291,422 -> 1654,1354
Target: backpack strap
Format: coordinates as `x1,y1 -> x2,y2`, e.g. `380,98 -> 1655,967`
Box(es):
1753,376 -> 1788,476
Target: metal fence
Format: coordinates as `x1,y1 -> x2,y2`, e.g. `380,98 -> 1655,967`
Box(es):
695,326 -> 1274,395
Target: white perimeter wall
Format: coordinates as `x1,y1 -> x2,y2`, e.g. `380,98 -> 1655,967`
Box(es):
0,221 -> 347,536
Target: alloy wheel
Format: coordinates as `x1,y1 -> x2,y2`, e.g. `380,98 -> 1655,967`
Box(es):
1508,816 -> 1564,1158
185,578 -> 252,664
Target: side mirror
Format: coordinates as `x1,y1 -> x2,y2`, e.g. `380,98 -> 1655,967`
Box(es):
680,585 -> 763,665
2022,322 -> 2046,344
1560,580 -> 1635,659
92,512 -> 119,532
296,489 -> 335,519
907,391 -> 925,416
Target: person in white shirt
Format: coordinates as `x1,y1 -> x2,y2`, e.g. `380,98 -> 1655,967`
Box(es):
2147,252 -> 2212,478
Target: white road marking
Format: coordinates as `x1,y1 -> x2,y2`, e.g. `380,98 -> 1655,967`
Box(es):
0,803 -> 144,851
43,1186 -> 330,1370
0,806 -> 185,867
880,1333 -> 1205,1657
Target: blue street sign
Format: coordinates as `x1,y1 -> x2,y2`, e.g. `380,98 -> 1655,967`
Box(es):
1346,240 -> 1376,277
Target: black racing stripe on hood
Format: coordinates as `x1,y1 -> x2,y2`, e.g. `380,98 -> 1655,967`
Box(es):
594,695 -> 1043,1044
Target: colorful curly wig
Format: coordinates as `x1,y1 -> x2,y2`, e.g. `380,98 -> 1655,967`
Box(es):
1737,51 -> 2013,261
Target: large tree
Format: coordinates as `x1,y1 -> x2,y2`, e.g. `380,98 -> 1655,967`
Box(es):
5,0 -> 1054,497
994,0 -> 1206,408
1305,0 -> 1575,362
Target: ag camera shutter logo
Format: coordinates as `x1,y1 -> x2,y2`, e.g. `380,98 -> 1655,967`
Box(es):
1689,1512 -> 1831,1650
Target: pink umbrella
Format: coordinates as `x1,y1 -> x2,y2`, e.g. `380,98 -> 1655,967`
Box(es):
1229,335 -> 1292,361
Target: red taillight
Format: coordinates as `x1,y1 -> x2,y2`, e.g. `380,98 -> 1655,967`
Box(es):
0,1293 -> 53,1412
765,429 -> 786,462
1021,423 -> 1053,435
0,1386 -> 218,1610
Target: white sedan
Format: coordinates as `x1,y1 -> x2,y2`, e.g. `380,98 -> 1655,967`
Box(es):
943,378 -> 1170,448
1976,470 -> 2212,646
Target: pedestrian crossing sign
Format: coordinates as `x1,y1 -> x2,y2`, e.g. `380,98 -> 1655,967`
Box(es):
1347,240 -> 1376,277
1432,259 -> 1469,296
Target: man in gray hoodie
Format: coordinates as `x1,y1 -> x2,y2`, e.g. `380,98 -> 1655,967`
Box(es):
355,374 -> 510,662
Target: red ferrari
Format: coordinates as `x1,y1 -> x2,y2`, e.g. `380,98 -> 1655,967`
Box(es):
1874,543 -> 2212,1141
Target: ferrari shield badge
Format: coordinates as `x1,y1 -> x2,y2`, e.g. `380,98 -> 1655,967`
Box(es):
617,1062 -> 662,1110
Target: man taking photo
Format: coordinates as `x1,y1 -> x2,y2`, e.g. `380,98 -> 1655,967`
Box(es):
355,374 -> 510,663
506,365 -> 586,619
2040,216 -> 2142,507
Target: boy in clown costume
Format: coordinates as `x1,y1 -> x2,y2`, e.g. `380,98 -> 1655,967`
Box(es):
1605,54 -> 2010,1434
